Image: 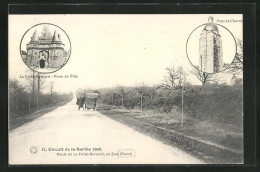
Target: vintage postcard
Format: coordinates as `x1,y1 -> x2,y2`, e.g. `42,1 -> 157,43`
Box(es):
8,14 -> 243,164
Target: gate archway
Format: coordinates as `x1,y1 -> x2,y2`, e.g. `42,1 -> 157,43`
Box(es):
39,59 -> 45,68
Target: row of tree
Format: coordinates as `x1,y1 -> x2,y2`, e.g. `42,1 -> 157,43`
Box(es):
94,39 -> 243,124
9,71 -> 73,118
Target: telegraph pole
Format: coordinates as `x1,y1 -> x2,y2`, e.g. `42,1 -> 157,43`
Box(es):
181,84 -> 184,128
37,72 -> 40,109
32,70 -> 35,108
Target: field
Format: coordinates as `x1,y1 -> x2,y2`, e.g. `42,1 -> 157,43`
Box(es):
98,85 -> 243,163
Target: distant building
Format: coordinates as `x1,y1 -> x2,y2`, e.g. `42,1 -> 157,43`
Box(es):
199,16 -> 223,73
231,74 -> 243,86
231,74 -> 237,86
25,25 -> 69,69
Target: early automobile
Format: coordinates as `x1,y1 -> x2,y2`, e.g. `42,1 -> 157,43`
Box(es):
76,90 -> 99,111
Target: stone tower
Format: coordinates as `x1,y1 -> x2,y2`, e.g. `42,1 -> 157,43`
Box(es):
199,16 -> 223,73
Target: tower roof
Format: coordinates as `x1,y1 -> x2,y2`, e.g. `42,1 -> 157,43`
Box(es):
52,30 -> 62,43
203,16 -> 219,32
30,30 -> 39,42
40,25 -> 52,40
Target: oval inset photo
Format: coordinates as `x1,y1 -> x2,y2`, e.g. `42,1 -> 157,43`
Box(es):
186,16 -> 237,74
20,23 -> 71,73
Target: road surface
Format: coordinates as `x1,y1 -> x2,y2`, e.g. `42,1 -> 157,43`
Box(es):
9,99 -> 203,164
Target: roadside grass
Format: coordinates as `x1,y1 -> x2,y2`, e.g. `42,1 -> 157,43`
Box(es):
98,93 -> 243,164
100,106 -> 242,151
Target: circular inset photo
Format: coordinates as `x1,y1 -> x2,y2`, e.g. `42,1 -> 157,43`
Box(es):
20,23 -> 71,73
186,16 -> 237,74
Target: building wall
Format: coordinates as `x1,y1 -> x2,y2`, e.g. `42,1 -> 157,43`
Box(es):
199,30 -> 214,73
213,35 -> 223,72
26,49 -> 40,67
199,30 -> 223,73
206,32 -> 214,73
26,47 -> 66,68
49,49 -> 66,68
199,31 -> 207,70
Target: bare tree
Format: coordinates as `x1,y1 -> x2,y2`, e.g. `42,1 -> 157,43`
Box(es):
117,86 -> 129,109
228,38 -> 243,74
160,65 -> 179,91
192,69 -> 218,90
9,79 -> 26,112
110,90 -> 119,107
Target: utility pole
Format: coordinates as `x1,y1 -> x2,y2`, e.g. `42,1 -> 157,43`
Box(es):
37,73 -> 40,109
32,70 -> 35,108
111,93 -> 114,107
181,84 -> 184,128
140,83 -> 144,115
121,96 -> 124,109
141,93 -> 143,115
28,95 -> 30,111
50,81 -> 54,106
180,73 -> 184,129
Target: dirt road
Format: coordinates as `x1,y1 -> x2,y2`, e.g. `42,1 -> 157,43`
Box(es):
9,99 -> 203,164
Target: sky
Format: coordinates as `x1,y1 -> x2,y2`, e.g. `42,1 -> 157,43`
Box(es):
9,14 -> 243,93
21,24 -> 71,53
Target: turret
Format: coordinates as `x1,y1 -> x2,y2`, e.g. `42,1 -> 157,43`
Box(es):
58,34 -> 61,41
40,25 -> 52,40
204,16 -> 218,33
208,16 -> 214,24
30,30 -> 39,43
52,30 -> 62,43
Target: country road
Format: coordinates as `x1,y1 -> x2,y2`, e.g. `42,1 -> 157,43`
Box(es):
9,99 -> 203,165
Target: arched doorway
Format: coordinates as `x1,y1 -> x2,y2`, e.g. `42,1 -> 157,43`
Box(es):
39,59 -> 45,68
39,50 -> 49,68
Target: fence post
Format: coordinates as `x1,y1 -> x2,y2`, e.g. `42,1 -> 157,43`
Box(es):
28,95 -> 30,111
181,86 -> 184,128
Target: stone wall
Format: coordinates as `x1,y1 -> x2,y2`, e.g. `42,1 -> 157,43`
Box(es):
26,48 -> 67,69
199,30 -> 223,73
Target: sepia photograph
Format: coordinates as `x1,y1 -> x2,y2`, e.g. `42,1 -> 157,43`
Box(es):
8,14 -> 243,165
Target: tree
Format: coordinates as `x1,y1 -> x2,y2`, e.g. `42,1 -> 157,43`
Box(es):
228,38 -> 243,74
192,69 -> 218,91
9,79 -> 26,112
110,89 -> 119,106
117,86 -> 130,108
160,65 -> 190,125
160,65 -> 179,91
